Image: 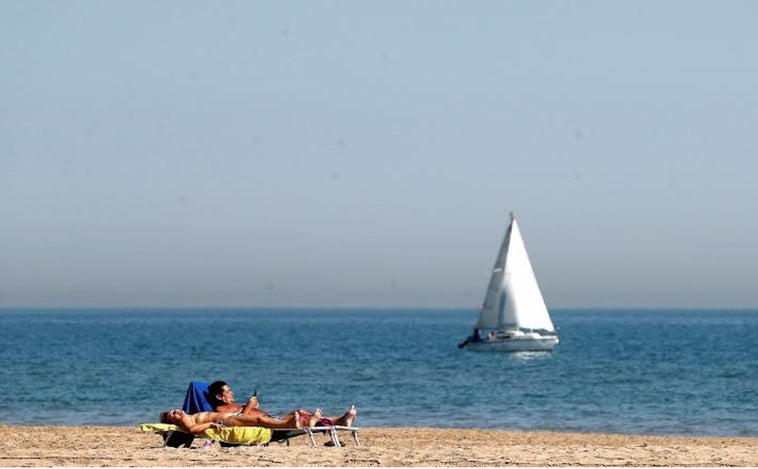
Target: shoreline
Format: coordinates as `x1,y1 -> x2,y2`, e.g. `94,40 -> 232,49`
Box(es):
1,425 -> 756,467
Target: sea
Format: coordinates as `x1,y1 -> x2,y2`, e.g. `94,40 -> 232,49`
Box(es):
0,308 -> 755,437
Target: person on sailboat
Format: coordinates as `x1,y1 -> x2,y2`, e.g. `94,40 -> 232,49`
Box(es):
457,328 -> 482,348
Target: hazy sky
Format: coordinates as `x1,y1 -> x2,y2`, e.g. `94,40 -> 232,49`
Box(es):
2,1 -> 757,308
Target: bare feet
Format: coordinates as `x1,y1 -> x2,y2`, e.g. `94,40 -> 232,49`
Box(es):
335,404 -> 357,427
308,409 -> 323,428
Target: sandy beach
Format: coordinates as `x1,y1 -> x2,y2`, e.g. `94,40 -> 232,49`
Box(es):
0,425 -> 755,467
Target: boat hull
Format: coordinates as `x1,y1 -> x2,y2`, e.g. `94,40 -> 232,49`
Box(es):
464,334 -> 559,352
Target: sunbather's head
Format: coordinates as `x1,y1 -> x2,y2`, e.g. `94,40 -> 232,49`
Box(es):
208,380 -> 234,406
159,409 -> 183,424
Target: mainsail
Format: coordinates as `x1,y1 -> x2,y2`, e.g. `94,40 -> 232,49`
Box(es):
475,213 -> 555,332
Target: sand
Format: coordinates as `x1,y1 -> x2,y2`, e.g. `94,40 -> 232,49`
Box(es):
0,425 -> 755,467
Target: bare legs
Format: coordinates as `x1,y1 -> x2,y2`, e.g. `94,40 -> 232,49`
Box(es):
280,408 -> 310,421
305,409 -> 322,428
259,405 -> 358,428
308,405 -> 358,427
332,405 -> 357,427
225,411 -> 301,429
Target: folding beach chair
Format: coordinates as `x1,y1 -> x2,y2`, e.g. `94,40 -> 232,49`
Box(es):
141,381 -> 360,448
140,422 -> 274,447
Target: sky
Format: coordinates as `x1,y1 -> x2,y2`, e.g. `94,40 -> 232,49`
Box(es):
2,1 -> 757,309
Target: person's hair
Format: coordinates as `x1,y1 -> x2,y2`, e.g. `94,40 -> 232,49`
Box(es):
159,411 -> 171,424
207,380 -> 228,405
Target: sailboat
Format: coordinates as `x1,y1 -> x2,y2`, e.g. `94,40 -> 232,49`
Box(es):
459,212 -> 559,352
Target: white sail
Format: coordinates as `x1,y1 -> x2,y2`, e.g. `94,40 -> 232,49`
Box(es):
475,219 -> 512,330
475,214 -> 555,332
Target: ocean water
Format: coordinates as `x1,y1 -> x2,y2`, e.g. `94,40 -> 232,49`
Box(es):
0,308 -> 755,437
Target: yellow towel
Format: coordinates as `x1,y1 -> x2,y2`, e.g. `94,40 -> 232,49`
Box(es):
139,423 -> 273,445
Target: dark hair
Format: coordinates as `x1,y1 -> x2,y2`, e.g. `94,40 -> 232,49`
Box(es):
207,380 -> 228,405
159,411 -> 171,424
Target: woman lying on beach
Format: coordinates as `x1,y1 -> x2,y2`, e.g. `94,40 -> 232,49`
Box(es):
207,380 -> 358,427
159,409 -> 304,435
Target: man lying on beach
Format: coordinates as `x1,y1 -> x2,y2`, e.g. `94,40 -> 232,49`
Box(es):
207,380 -> 358,427
159,408 -> 308,435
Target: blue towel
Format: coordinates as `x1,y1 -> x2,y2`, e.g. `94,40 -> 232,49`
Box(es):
182,381 -> 214,413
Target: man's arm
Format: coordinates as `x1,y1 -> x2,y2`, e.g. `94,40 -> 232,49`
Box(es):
242,395 -> 260,414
